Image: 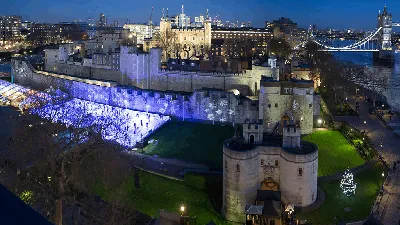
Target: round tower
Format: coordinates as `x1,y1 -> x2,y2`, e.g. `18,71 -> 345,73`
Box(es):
279,124 -> 318,207
222,139 -> 259,223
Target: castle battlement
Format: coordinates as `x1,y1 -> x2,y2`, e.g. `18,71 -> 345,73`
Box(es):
222,121 -> 318,223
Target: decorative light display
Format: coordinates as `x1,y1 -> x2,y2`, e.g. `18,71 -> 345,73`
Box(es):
340,169 -> 357,196
0,80 -> 170,148
31,98 -> 170,148
204,98 -> 234,125
311,27 -> 381,50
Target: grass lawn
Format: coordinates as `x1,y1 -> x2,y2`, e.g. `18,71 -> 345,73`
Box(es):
302,130 -> 365,176
297,163 -> 385,224
93,170 -> 229,225
143,120 -> 235,169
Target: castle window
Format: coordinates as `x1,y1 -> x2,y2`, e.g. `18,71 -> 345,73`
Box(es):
193,37 -> 195,40
255,125 -> 258,129
236,164 -> 240,172
225,160 -> 227,169
261,159 -> 264,166
313,163 -> 315,174
275,103 -> 278,108
309,104 -> 312,108
184,37 -> 186,40
275,160 -> 279,167
298,168 -> 303,177
248,124 -> 251,129
268,104 -> 271,108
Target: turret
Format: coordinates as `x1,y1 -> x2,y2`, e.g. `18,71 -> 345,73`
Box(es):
282,120 -> 301,149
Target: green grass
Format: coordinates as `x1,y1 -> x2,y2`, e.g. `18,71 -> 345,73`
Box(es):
297,163 -> 385,224
143,120 -> 235,169
93,170 -> 228,225
302,130 -> 365,176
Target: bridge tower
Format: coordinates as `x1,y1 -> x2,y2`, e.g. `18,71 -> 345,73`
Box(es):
374,5 -> 394,64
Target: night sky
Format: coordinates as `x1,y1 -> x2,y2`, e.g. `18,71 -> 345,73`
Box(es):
1,0 -> 399,30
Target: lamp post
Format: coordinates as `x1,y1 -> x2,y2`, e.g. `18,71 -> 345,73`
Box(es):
180,205 -> 187,225
363,120 -> 367,133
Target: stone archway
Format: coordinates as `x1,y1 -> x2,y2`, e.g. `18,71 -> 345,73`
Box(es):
250,134 -> 255,144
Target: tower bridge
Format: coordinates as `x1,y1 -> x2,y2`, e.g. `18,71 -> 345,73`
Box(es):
295,5 -> 398,63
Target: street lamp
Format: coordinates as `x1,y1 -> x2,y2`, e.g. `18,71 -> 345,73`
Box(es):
363,120 -> 367,133
317,118 -> 322,125
382,172 -> 385,177
180,205 -> 185,214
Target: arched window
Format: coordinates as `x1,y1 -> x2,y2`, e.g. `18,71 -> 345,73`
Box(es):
275,160 -> 279,167
298,167 -> 303,177
261,159 -> 264,166
236,164 -> 240,172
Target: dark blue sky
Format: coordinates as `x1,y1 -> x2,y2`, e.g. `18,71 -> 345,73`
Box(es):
1,0 -> 399,30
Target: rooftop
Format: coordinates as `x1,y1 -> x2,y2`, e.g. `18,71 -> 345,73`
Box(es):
225,137 -> 318,155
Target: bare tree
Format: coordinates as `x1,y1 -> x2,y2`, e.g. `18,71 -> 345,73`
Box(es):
153,29 -> 178,60
6,92 -> 135,225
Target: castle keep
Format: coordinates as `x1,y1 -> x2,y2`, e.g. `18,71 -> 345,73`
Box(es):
222,119 -> 318,224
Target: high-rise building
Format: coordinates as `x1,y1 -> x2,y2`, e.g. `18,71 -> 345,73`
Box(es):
123,23 -> 155,44
99,13 -> 107,27
113,20 -> 119,27
0,15 -> 22,43
21,21 -> 33,40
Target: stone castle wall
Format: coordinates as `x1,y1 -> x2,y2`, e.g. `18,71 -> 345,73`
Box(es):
279,147 -> 318,207
45,47 -> 278,96
222,145 -> 260,222
12,59 -> 259,124
259,85 -> 314,134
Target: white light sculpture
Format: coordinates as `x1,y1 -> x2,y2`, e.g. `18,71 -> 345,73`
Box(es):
340,169 -> 357,196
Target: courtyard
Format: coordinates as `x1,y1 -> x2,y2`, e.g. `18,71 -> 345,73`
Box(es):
143,120 -> 235,169
302,130 -> 366,176
297,162 -> 385,224
93,170 -> 228,225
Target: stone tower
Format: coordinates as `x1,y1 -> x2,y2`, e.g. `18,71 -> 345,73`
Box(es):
378,5 -> 392,51
279,123 -> 318,207
203,9 -> 212,49
374,5 -> 394,63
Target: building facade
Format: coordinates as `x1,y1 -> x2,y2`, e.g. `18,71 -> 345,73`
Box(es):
29,23 -> 62,44
123,23 -> 154,44
0,15 -> 22,43
211,27 -> 273,58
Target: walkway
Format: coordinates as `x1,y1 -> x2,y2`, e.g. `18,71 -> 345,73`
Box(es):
124,150 -> 210,179
335,94 -> 400,225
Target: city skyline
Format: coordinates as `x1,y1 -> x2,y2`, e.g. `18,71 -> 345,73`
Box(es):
1,0 -> 399,30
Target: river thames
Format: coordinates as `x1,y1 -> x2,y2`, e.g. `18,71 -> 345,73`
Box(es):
332,41 -> 400,110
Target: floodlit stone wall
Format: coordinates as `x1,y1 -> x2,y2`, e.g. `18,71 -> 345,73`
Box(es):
12,59 -> 258,124
222,141 -> 318,223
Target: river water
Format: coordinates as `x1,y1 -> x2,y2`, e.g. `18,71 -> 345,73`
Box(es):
330,39 -> 400,110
